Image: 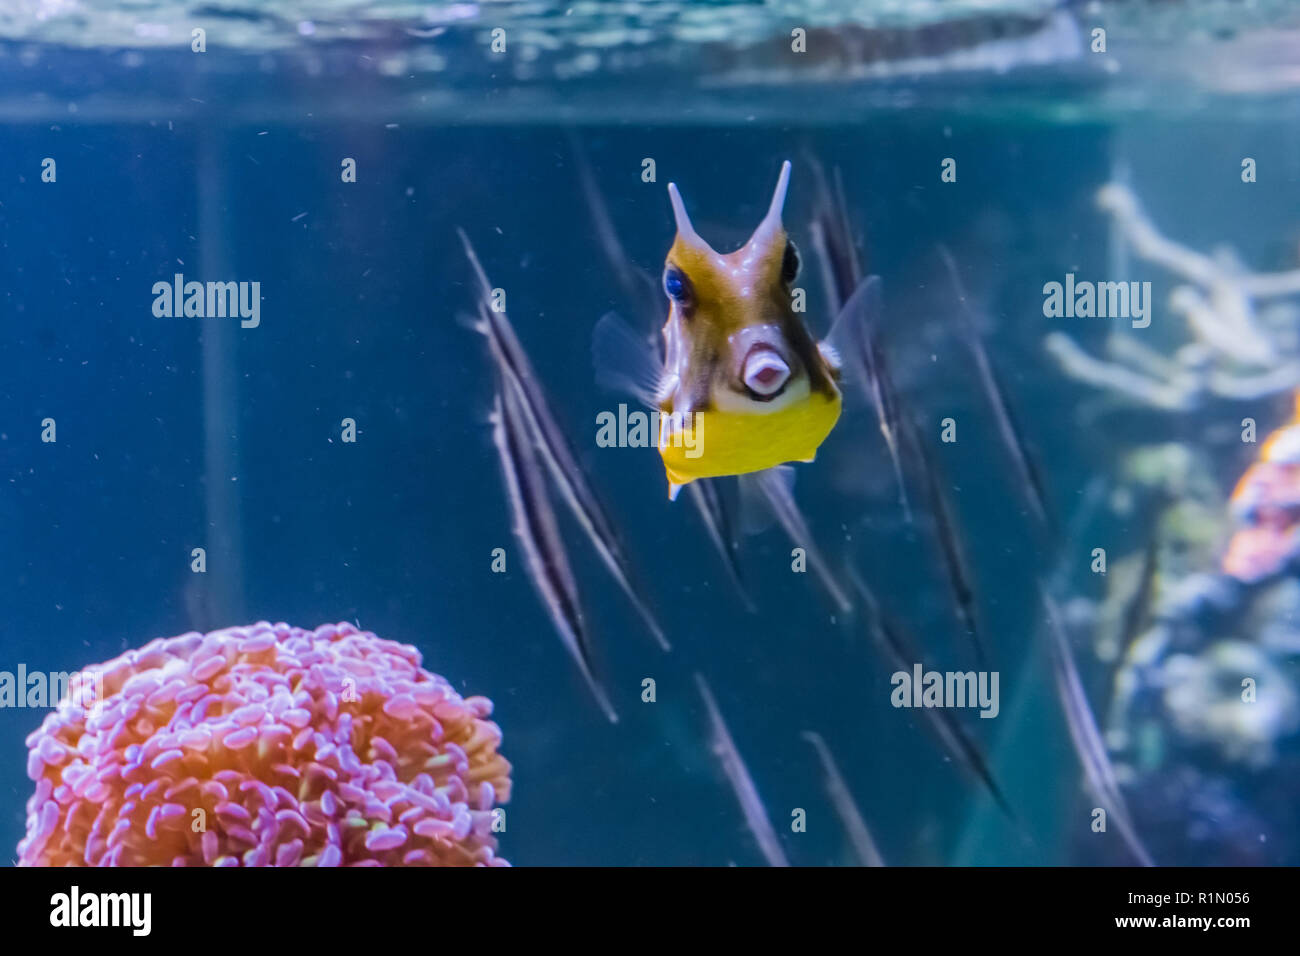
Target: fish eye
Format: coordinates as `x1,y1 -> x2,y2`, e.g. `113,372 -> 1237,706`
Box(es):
664,267 -> 690,303
781,241 -> 800,284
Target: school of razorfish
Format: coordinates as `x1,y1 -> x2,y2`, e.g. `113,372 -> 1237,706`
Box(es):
457,147 -> 1154,866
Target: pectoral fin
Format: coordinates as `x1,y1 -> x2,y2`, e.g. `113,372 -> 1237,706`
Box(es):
592,311 -> 664,407
823,274 -> 883,397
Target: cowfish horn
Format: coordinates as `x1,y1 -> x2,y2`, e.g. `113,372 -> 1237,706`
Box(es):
745,160 -> 791,251
667,181 -> 711,252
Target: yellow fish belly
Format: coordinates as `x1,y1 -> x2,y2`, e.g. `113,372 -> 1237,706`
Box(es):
660,391 -> 842,487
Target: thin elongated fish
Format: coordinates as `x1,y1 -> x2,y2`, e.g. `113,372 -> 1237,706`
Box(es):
896,408 -> 987,663
937,245 -> 1051,531
801,731 -> 885,866
744,467 -> 853,614
806,159 -> 863,316
489,382 -> 618,724
842,282 -> 913,526
1039,587 -> 1153,866
568,129 -> 662,314
611,161 -> 874,500
1115,525 -> 1160,670
694,673 -> 789,867
808,159 -> 912,524
850,571 -> 1014,820
687,478 -> 757,612
459,229 -> 670,652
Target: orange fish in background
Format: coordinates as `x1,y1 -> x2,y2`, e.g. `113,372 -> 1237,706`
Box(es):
1223,392 -> 1300,583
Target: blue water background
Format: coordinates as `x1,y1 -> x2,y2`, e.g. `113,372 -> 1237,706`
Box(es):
2,110 -> 1297,865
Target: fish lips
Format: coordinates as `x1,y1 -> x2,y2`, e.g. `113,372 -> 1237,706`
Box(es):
733,331 -> 793,400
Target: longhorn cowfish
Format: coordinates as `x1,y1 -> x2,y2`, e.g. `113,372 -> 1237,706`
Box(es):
596,161 -> 873,501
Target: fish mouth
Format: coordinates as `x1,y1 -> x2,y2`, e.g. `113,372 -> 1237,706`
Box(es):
740,343 -> 791,399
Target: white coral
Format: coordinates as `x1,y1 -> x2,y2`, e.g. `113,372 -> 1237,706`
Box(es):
1047,182 -> 1300,411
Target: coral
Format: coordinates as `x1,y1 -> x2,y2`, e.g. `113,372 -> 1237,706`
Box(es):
18,622 -> 511,866
1046,182 -> 1300,410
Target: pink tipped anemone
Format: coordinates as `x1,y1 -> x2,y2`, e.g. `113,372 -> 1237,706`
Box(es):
17,622 -> 512,866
